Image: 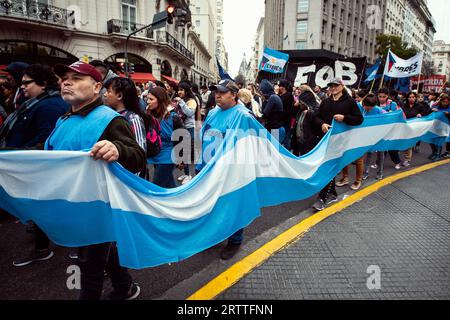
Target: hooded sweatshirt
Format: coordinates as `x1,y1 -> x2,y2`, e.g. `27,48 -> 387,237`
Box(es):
5,62 -> 29,109
313,89 -> 363,137
259,79 -> 284,130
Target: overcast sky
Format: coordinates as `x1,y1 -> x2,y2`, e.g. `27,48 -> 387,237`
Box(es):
223,0 -> 449,77
427,0 -> 450,42
223,0 -> 265,77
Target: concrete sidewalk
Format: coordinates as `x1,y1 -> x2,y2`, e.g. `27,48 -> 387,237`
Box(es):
218,163 -> 450,300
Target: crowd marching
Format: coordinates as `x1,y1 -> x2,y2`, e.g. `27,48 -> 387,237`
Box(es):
0,60 -> 449,300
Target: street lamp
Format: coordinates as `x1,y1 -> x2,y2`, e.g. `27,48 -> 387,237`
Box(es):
124,10 -> 171,77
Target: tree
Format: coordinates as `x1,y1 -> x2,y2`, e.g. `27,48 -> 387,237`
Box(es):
375,34 -> 418,59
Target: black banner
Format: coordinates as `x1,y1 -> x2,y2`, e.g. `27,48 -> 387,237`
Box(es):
285,57 -> 367,88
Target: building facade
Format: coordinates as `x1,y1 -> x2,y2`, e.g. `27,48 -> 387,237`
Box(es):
384,0 -> 406,38
188,29 -> 212,86
432,40 -> 450,78
244,17 -> 264,83
264,0 -> 435,63
0,0 -> 217,84
402,0 -> 435,63
190,0 -> 218,82
215,0 -> 228,73
264,0 -> 386,62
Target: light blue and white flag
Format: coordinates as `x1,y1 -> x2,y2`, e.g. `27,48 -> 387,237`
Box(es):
364,58 -> 382,83
259,47 -> 289,74
0,111 -> 449,269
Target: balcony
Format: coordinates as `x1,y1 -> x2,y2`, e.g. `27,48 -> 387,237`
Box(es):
107,19 -> 154,39
0,0 -> 71,27
155,31 -> 194,62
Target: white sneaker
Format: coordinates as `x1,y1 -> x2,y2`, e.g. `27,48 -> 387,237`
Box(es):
181,175 -> 192,185
395,163 -> 402,170
177,174 -> 187,182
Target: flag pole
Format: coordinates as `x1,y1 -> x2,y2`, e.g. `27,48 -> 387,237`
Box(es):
417,73 -> 422,93
379,49 -> 390,91
369,78 -> 376,93
358,59 -> 368,90
379,74 -> 386,91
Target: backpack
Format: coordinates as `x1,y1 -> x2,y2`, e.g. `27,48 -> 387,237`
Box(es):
146,115 -> 162,157
295,111 -> 307,144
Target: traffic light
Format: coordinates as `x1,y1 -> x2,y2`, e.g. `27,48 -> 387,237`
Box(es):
175,8 -> 189,27
129,63 -> 135,74
166,5 -> 175,24
119,62 -> 125,72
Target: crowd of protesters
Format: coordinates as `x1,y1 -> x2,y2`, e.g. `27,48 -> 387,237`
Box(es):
0,59 -> 449,300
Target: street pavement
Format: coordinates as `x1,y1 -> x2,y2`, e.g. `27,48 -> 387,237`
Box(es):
0,146 -> 447,299
219,162 -> 450,300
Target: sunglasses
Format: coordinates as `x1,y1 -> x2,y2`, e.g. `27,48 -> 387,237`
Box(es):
21,79 -> 35,86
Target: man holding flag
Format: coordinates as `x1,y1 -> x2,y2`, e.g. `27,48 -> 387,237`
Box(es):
50,61 -> 146,300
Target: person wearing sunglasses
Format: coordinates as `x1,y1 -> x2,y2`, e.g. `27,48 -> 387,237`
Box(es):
0,64 -> 70,268
0,64 -> 69,149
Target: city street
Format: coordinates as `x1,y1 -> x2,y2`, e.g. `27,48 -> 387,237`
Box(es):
1,0 -> 449,304
1,150 -> 448,300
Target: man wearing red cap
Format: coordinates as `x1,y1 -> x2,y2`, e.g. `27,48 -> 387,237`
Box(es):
49,61 -> 146,300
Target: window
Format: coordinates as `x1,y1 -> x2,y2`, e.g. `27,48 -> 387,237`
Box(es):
297,20 -> 308,36
122,0 -> 137,32
196,20 -> 200,27
298,0 -> 309,13
296,41 -> 307,50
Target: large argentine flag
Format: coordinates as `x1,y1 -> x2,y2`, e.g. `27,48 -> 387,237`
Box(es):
259,47 -> 289,74
0,111 -> 449,269
383,49 -> 423,78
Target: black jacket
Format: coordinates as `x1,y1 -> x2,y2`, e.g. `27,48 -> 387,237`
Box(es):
313,90 -> 363,136
279,92 -> 295,126
0,91 -> 69,148
402,102 -> 428,119
292,109 -> 321,155
260,80 -> 284,130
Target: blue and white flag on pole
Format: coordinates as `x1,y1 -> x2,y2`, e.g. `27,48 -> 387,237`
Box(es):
259,47 -> 289,74
216,57 -> 234,81
364,58 -> 382,83
383,49 -> 423,78
0,111 -> 449,269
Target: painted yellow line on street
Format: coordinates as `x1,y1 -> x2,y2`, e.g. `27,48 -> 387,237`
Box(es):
187,159 -> 450,300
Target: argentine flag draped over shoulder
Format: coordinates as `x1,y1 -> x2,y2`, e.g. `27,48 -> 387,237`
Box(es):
0,109 -> 449,269
259,47 -> 289,74
383,49 -> 423,78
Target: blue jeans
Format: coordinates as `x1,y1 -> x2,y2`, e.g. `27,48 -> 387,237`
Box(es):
153,164 -> 176,188
184,127 -> 195,176
228,228 -> 244,245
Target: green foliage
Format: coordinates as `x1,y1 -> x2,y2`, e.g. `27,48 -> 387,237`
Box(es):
375,34 -> 418,59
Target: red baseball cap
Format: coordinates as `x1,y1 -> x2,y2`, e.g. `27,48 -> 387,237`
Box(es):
54,61 -> 103,83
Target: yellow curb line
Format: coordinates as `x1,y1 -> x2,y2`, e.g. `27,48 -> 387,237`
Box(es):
187,159 -> 450,300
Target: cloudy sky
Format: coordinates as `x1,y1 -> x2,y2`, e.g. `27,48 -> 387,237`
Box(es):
427,0 -> 450,42
223,0 -> 264,77
223,0 -> 449,77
